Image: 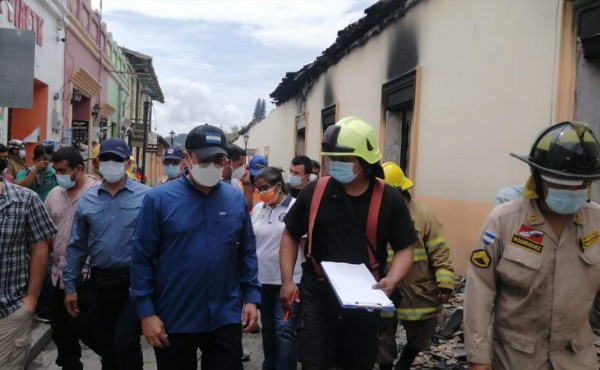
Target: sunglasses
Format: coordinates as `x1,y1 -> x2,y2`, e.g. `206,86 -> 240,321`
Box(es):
98,154 -> 126,163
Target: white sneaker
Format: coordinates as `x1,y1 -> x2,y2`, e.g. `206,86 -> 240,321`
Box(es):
35,314 -> 50,323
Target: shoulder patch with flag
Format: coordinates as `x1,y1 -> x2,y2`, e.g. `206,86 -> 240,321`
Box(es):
482,230 -> 496,247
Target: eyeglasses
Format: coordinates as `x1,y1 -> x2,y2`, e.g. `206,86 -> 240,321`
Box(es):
256,183 -> 279,192
98,154 -> 126,163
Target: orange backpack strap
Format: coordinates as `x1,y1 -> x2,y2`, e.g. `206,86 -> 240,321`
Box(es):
366,179 -> 385,281
307,177 -> 385,281
307,176 -> 331,280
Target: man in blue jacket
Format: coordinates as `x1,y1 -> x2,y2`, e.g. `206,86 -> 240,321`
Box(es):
130,124 -> 260,370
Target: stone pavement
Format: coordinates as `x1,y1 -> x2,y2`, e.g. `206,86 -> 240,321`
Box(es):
25,320 -> 53,366
27,332 -> 266,370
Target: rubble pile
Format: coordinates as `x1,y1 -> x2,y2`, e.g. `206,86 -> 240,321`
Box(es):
402,276 -> 468,369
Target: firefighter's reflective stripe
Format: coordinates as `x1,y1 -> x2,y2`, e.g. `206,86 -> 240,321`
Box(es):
381,310 -> 396,318
396,307 -> 439,321
435,268 -> 455,284
413,247 -> 428,262
426,237 -> 448,253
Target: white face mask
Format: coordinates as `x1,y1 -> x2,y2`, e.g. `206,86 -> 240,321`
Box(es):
99,161 -> 126,183
191,163 -> 223,187
309,173 -> 318,182
231,165 -> 246,180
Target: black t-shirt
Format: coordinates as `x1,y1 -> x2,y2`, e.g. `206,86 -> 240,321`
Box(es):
284,177 -> 418,276
284,183 -> 302,198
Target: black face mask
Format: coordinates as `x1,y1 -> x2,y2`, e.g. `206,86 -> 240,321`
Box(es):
0,159 -> 8,173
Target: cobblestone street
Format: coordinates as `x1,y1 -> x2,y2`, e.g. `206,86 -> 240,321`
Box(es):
28,332 -> 266,370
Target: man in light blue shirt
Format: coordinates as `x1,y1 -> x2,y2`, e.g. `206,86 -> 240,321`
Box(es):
63,138 -> 149,370
130,124 -> 260,370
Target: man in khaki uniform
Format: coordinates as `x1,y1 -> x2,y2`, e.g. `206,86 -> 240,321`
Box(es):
6,139 -> 27,179
378,162 -> 455,370
465,121 -> 600,370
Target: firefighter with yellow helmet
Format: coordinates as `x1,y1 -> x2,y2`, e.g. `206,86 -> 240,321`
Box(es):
465,121 -> 600,370
377,162 -> 455,370
280,117 -> 417,370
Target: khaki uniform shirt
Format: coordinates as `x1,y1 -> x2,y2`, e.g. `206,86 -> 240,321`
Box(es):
6,151 -> 25,179
387,200 -> 455,320
465,198 -> 600,369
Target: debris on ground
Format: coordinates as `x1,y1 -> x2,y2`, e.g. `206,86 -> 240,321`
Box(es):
385,276 -> 600,369
401,276 -> 468,369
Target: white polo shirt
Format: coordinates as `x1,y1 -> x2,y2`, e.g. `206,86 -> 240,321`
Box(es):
251,195 -> 303,284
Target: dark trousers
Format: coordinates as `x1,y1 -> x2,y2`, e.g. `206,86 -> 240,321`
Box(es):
154,324 -> 243,370
37,270 -> 53,318
50,286 -> 83,370
297,273 -> 380,370
89,268 -> 143,370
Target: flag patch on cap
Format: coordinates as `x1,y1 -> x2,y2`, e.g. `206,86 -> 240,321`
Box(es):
482,230 -> 496,247
206,134 -> 222,144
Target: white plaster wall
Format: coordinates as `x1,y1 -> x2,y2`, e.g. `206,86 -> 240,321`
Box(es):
302,31 -> 391,160
412,0 -> 561,203
238,0 -> 563,205
33,1 -> 65,143
234,99 -> 300,171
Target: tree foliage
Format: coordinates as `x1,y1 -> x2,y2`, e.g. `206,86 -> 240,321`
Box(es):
252,98 -> 267,123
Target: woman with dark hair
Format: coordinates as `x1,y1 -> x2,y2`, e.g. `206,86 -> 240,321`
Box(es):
252,166 -> 302,370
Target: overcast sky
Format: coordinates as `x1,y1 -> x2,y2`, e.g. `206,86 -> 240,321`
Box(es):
90,0 -> 377,138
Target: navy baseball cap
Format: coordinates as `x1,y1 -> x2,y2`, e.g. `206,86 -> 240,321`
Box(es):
164,147 -> 183,160
99,138 -> 130,159
249,155 -> 268,176
185,124 -> 228,159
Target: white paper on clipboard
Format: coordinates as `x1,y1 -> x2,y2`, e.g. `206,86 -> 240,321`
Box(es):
321,261 -> 394,312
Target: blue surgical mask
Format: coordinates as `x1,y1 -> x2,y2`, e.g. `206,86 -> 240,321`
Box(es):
18,150 -> 26,159
330,161 -> 357,184
288,174 -> 302,187
56,174 -> 76,189
545,188 -> 588,215
164,164 -> 181,179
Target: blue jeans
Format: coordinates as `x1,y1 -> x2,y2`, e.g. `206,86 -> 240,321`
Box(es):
261,284 -> 299,370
